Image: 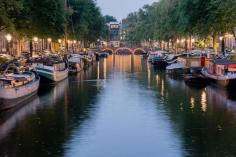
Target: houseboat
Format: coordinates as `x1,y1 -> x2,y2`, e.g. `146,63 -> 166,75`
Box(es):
202,59 -> 236,87
68,54 -> 84,74
167,50 -> 211,75
148,51 -> 178,69
166,63 -> 187,76
33,55 -> 68,82
0,64 -> 40,110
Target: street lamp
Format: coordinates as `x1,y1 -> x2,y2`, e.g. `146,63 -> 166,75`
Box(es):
33,36 -> 38,54
47,38 -> 52,42
33,36 -> 38,42
72,40 -> 77,53
58,39 -> 62,52
47,38 -> 52,51
5,34 -> 12,55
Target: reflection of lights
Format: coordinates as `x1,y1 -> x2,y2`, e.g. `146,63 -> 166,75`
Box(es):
104,58 -> 107,79
156,74 -> 159,85
97,62 -> 100,80
201,91 -> 207,112
190,97 -> 195,110
219,36 -> 223,41
147,63 -> 151,88
180,103 -> 183,111
161,80 -> 164,96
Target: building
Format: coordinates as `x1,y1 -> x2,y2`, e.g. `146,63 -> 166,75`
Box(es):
108,22 -> 120,47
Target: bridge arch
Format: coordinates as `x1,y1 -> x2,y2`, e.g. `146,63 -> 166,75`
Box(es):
101,48 -> 114,54
115,47 -> 133,55
132,48 -> 146,55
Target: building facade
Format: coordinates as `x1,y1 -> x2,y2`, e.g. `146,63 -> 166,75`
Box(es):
108,22 -> 120,47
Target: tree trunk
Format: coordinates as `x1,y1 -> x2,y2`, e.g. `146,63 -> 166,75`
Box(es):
30,40 -> 33,57
222,38 -> 225,55
185,38 -> 188,52
232,29 -> 236,40
167,41 -> 170,51
189,36 -> 192,51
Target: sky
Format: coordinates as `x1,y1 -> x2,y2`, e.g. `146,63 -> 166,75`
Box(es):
96,0 -> 156,21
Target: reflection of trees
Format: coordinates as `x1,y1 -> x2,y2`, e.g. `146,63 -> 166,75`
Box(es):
0,66 -> 102,157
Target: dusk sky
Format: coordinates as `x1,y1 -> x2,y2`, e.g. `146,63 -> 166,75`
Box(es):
96,0 -> 156,21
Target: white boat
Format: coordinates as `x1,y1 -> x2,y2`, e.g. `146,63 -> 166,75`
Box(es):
147,51 -> 164,63
68,54 -> 84,74
0,70 -> 40,110
166,63 -> 187,75
33,56 -> 68,82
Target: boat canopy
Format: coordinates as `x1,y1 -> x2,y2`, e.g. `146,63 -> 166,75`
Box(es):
166,63 -> 186,70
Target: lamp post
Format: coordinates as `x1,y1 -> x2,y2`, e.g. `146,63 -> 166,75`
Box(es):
97,39 -> 100,48
73,40 -> 77,53
176,39 -> 180,53
33,37 -> 38,56
219,36 -> 225,55
5,34 -> 12,55
47,38 -> 52,52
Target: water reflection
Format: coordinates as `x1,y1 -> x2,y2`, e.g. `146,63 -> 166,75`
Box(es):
0,96 -> 40,141
1,55 -> 236,157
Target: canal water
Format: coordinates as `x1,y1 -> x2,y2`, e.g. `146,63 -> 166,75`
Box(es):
1,55 -> 236,157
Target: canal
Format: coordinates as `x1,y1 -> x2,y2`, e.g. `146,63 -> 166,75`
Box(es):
1,55 -> 236,157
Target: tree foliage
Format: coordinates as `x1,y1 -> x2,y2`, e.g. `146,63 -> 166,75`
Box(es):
0,0 -> 23,31
67,0 -> 106,43
104,15 -> 117,23
123,0 -> 236,44
0,0 -> 108,43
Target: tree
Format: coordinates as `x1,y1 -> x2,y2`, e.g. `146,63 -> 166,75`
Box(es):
104,15 -> 117,23
123,0 -> 236,52
15,0 -> 65,39
67,0 -> 107,46
0,0 -> 23,32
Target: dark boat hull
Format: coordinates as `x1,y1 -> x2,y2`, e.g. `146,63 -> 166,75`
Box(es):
184,74 -> 208,87
0,90 -> 38,111
152,60 -> 169,69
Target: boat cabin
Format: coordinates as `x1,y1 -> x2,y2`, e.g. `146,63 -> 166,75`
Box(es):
207,60 -> 236,76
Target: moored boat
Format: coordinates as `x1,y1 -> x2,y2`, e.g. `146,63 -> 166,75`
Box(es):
184,68 -> 207,87
33,55 -> 68,82
68,54 -> 84,74
0,64 -> 40,110
202,59 -> 236,88
148,51 -> 178,69
98,52 -> 109,58
166,63 -> 187,76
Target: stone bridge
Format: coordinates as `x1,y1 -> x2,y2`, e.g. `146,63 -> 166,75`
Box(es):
100,47 -> 148,55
